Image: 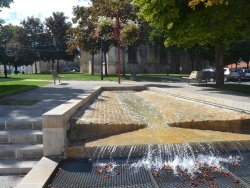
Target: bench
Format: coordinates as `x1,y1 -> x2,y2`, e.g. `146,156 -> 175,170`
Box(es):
50,70 -> 61,85
187,71 -> 207,84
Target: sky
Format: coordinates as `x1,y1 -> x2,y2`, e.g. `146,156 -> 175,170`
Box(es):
0,0 -> 90,25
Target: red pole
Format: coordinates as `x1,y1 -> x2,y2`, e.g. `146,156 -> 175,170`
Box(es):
116,12 -> 121,84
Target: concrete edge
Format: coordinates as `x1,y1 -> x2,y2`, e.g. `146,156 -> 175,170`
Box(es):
15,157 -> 59,188
66,140 -> 250,159
42,85 -> 146,156
169,119 -> 250,134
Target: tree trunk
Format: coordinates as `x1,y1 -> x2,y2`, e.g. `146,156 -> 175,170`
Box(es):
57,59 -> 59,73
215,45 -> 224,85
52,60 -> 55,70
91,53 -> 94,75
14,64 -> 18,74
4,43 -> 7,78
3,62 -> 7,78
122,48 -> 126,76
34,61 -> 37,74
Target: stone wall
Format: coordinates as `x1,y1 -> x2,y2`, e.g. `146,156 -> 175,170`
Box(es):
79,45 -> 212,75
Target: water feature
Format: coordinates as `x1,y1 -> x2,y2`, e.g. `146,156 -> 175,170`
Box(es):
46,142 -> 250,187
46,89 -> 250,187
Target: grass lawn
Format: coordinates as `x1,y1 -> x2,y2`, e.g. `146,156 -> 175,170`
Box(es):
5,73 -> 129,81
0,80 -> 51,98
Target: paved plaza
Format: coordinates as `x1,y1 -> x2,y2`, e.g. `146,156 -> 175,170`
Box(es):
1,79 -> 250,187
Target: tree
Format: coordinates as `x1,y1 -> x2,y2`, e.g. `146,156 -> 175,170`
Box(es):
224,37 -> 250,68
91,0 -> 140,75
20,17 -> 44,73
0,0 -> 12,10
0,0 -> 13,25
0,24 -> 14,77
45,12 -> 74,73
188,0 -> 228,8
133,0 -> 250,84
68,5 -> 99,75
94,16 -> 116,76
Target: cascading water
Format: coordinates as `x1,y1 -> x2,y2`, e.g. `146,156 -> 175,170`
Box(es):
46,90 -> 250,187
91,142 -> 246,176
46,142 -> 250,187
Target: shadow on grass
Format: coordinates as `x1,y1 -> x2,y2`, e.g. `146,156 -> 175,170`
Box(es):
0,85 -> 40,98
0,77 -> 25,81
0,98 -> 41,105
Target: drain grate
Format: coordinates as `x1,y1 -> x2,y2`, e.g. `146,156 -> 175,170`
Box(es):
47,159 -> 158,188
46,154 -> 250,188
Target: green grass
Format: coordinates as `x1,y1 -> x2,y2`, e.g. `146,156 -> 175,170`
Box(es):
4,73 -> 129,81
0,80 -> 51,98
3,73 -> 187,81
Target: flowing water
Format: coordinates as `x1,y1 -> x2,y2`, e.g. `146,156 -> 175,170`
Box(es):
49,90 -> 250,187
47,142 -> 250,187
90,142 -> 249,177
116,91 -> 168,129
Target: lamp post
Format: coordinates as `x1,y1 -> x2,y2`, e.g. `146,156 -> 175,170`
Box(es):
100,33 -> 104,80
116,12 -> 121,84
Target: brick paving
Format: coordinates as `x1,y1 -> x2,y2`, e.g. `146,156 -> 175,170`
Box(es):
72,91 -> 142,125
72,89 -> 249,128
67,88 -> 250,151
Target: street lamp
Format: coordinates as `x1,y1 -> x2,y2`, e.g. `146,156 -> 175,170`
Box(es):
116,12 -> 121,84
100,32 -> 104,80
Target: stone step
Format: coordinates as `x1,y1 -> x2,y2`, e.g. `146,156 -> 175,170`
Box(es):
0,117 -> 42,130
0,130 -> 43,144
0,159 -> 39,175
0,144 -> 43,160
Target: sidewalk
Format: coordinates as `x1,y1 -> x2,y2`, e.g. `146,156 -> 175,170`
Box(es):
1,80 -> 250,188
1,79 -> 249,120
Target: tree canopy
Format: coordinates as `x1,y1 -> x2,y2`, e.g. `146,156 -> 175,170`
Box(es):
0,0 -> 13,11
132,0 -> 250,84
0,0 -> 13,25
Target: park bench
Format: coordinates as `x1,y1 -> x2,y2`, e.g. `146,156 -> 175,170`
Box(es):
50,70 -> 61,85
187,71 -> 207,84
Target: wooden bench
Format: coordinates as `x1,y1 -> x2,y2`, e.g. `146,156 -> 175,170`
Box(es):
187,71 -> 207,84
50,70 -> 61,85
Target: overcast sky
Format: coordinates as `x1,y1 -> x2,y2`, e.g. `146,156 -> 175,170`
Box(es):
1,0 -> 90,25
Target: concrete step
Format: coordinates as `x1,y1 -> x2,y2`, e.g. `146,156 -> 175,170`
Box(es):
0,130 -> 43,144
0,159 -> 39,175
0,118 -> 42,130
0,144 -> 43,160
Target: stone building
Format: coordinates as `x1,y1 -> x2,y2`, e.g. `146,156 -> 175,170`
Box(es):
79,45 -> 211,75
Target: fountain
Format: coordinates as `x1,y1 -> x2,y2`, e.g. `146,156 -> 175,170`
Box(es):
17,86 -> 250,187
43,88 -> 250,187
46,142 -> 250,187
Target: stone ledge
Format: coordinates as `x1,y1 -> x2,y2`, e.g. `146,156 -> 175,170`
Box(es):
15,157 -> 59,188
169,119 -> 250,134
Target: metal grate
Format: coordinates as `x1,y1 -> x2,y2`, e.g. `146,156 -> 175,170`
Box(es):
45,153 -> 250,188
